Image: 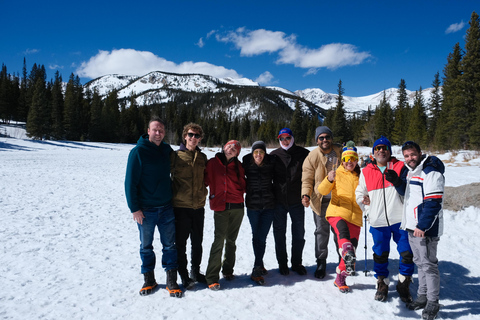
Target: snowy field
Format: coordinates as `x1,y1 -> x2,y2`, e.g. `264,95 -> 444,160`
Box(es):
1,125 -> 480,320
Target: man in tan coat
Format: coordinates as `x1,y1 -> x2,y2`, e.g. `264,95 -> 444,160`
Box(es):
301,126 -> 341,278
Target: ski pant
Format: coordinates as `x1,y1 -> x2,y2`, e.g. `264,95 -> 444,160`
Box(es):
205,208 -> 244,284
328,216 -> 360,273
174,207 -> 205,277
273,203 -> 305,267
409,232 -> 440,302
247,208 -> 274,268
313,198 -> 331,261
370,222 -> 414,278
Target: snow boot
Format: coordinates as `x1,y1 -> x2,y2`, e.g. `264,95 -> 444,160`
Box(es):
422,300 -> 440,320
396,274 -> 413,303
314,259 -> 327,279
407,294 -> 428,310
341,242 -> 356,275
251,266 -> 265,285
179,269 -> 195,290
166,269 -> 183,298
222,273 -> 235,281
334,269 -> 350,293
190,267 -> 207,283
375,276 -> 389,302
260,266 -> 268,276
279,264 -> 290,276
139,270 -> 158,296
291,264 -> 307,275
208,282 -> 220,291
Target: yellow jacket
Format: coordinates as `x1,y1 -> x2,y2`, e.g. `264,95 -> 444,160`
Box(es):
317,165 -> 363,227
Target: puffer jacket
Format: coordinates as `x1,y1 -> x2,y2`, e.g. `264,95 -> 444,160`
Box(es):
301,145 -> 342,215
271,144 -> 310,207
355,157 -> 404,228
205,152 -> 246,211
397,155 -> 445,237
171,143 -> 208,210
242,153 -> 276,210
318,165 -> 363,227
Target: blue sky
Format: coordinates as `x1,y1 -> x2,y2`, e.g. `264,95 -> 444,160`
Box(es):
2,0 -> 477,96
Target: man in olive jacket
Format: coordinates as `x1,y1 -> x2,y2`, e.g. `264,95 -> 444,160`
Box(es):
171,123 -> 208,289
301,126 -> 341,279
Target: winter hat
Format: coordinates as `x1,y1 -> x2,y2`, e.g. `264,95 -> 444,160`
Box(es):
342,141 -> 358,161
277,128 -> 293,138
372,135 -> 392,154
315,126 -> 333,140
224,140 -> 241,156
251,141 -> 266,153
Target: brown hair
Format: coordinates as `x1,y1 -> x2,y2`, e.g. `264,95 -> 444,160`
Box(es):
182,122 -> 204,139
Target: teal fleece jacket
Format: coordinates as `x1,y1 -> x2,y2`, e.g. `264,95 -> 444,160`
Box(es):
125,134 -> 173,212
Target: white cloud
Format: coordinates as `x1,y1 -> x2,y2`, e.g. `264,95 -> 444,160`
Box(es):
216,28 -> 371,70
446,21 -> 466,34
255,71 -> 276,85
196,37 -> 204,48
24,48 -> 39,55
76,49 -> 242,79
48,64 -> 63,70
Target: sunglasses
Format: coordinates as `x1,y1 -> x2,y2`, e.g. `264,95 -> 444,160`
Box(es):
253,150 -> 265,155
374,145 -> 389,151
187,132 -> 201,139
318,135 -> 331,141
342,156 -> 358,163
279,136 -> 292,142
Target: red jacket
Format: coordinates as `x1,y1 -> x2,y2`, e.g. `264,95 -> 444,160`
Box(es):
205,153 -> 246,211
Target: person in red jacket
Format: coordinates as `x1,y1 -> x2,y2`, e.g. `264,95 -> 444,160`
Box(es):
204,140 -> 246,290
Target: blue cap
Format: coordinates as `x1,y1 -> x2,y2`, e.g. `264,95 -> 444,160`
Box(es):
373,135 -> 392,153
277,128 -> 293,138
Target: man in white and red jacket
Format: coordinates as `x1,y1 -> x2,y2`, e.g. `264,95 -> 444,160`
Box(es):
356,136 -> 414,303
385,141 -> 444,320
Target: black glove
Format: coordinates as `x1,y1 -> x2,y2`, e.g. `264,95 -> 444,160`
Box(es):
385,169 -> 402,187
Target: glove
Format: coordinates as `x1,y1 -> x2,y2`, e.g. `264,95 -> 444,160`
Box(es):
385,169 -> 402,187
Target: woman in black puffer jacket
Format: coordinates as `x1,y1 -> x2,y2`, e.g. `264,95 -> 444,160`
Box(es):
242,141 -> 276,285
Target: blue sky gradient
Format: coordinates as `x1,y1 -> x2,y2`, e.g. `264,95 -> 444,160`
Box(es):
2,0 -> 477,96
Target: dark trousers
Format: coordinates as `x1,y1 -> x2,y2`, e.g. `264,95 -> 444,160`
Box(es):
247,208 -> 274,268
174,207 -> 205,276
273,203 -> 305,267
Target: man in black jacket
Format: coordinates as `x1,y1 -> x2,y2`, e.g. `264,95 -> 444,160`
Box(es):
271,128 -> 310,275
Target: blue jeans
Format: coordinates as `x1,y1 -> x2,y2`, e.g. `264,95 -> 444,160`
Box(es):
247,208 -> 274,267
138,204 -> 178,274
370,222 -> 414,278
273,203 -> 305,267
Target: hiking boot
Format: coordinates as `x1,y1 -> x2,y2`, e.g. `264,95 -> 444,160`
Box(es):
314,259 -> 327,279
166,269 -> 183,298
341,242 -> 356,275
139,270 -> 158,296
396,274 -> 413,303
375,276 -> 389,302
251,266 -> 265,285
260,266 -> 268,276
334,270 -> 350,293
208,283 -> 220,291
190,267 -> 207,284
291,264 -> 307,275
222,273 -> 235,281
279,264 -> 290,276
422,300 -> 440,320
407,294 -> 428,310
179,270 -> 195,290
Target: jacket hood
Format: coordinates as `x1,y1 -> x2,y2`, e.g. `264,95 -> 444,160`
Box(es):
413,155 -> 445,174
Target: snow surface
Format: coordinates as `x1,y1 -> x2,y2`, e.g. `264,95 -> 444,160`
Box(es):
1,127 -> 480,320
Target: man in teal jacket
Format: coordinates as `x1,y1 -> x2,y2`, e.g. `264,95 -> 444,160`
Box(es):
125,117 -> 182,298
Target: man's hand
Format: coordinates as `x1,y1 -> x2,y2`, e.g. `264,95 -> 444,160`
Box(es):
362,195 -> 370,205
413,228 -> 425,238
132,210 -> 145,225
385,169 -> 402,187
302,195 -> 310,208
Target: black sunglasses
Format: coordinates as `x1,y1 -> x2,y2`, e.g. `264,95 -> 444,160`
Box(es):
318,135 -> 331,141
279,136 -> 292,142
187,132 -> 201,139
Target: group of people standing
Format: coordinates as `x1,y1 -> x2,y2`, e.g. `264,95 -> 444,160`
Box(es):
124,117 -> 445,320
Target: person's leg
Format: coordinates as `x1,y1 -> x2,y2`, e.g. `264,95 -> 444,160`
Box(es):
222,208 -> 244,275
174,207 -> 191,276
391,223 -> 414,276
247,208 -> 261,267
138,208 -> 158,274
313,199 -> 331,261
157,205 -> 178,271
205,211 -> 229,285
189,208 -> 205,272
289,203 -> 306,267
256,208 -> 274,267
370,226 -> 392,278
273,204 -> 289,269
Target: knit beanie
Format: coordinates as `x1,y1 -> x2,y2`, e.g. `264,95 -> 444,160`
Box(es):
315,126 -> 333,140
372,135 -> 392,154
251,141 -> 266,153
224,140 -> 241,156
342,140 -> 358,160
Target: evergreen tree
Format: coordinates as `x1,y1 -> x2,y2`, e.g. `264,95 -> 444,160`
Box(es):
89,88 -> 104,141
290,100 -> 306,144
373,91 -> 394,139
64,74 -> 84,140
101,90 -> 120,142
406,87 -> 427,145
428,72 -> 442,145
18,58 -> 29,121
26,77 -> 48,139
50,71 -> 64,139
331,79 -> 348,143
0,65 -> 9,122
391,79 -> 410,144
361,106 -> 376,146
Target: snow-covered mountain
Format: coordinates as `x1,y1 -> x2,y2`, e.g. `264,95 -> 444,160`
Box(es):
85,71 -> 439,116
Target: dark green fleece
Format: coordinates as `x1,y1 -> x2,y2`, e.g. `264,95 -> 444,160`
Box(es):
125,134 -> 173,212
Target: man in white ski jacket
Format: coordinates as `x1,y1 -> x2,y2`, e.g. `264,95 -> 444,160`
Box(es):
385,141 -> 444,320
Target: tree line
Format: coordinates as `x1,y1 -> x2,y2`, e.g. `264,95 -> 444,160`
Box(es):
1,11 -> 479,149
